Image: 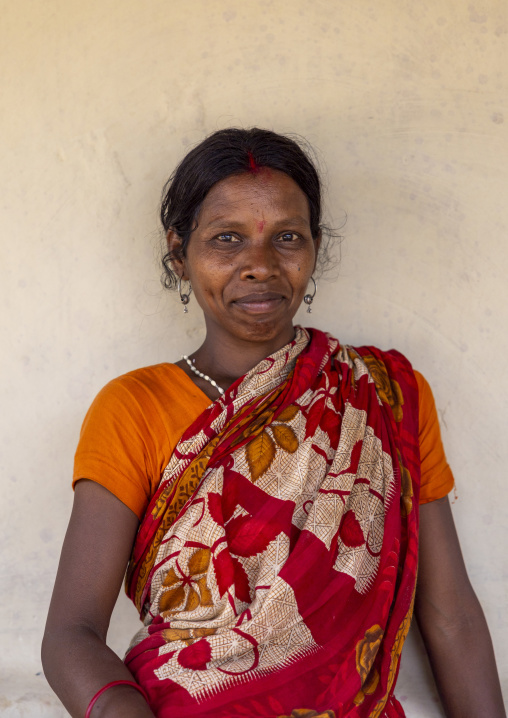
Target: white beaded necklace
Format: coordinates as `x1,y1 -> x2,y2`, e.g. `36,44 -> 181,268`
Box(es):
181,355 -> 225,396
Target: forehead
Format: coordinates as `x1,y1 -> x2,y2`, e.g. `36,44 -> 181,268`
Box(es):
197,170 -> 311,225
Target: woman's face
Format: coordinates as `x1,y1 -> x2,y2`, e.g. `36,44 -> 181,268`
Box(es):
169,169 -> 320,348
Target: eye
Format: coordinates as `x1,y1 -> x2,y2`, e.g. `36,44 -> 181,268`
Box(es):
216,233 -> 240,243
278,232 -> 300,242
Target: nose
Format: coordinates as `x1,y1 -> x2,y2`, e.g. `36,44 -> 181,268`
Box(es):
239,238 -> 280,281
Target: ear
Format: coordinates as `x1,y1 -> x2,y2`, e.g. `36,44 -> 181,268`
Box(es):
166,230 -> 188,280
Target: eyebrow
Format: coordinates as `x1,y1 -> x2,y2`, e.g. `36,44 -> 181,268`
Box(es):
204,216 -> 310,229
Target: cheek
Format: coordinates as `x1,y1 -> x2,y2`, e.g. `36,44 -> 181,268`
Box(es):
296,248 -> 317,276
187,268 -> 224,302
290,267 -> 313,297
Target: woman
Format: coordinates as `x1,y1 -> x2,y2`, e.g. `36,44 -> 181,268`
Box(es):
42,128 -> 505,718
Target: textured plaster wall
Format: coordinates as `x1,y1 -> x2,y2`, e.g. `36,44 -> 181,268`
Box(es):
1,0 -> 507,715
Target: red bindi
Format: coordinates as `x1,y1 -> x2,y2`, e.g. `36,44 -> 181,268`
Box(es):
247,151 -> 261,175
257,220 -> 265,232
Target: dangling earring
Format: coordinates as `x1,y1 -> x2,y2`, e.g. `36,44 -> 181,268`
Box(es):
303,277 -> 317,313
178,276 -> 192,313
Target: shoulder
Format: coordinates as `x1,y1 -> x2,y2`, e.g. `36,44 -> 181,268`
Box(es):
347,343 -> 418,398
79,363 -> 192,437
350,344 -> 414,375
81,362 -> 210,437
348,351 -> 443,452
101,363 -> 183,393
90,363 -> 187,408
412,369 -> 431,400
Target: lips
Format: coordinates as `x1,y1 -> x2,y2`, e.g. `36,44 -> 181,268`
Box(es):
232,291 -> 286,313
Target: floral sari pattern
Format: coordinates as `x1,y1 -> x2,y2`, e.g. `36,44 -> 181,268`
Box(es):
124,328 -> 420,717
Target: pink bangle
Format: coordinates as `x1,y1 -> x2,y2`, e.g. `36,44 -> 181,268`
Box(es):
85,680 -> 149,718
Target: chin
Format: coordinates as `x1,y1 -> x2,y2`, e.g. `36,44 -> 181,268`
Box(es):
235,318 -> 294,345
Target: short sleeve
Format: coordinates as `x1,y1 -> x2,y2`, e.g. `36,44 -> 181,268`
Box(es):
415,371 -> 455,504
73,375 -> 168,519
73,364 -> 211,520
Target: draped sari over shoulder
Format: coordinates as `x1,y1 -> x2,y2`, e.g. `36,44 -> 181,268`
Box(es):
124,328 -> 420,718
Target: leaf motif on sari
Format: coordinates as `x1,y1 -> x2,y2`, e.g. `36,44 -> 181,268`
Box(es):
195,575 -> 213,606
246,429 -> 276,482
356,625 -> 384,684
159,584 -> 185,612
339,510 -> 365,548
163,626 -> 216,646
185,585 -> 201,612
177,638 -> 212,670
162,566 -> 180,587
188,547 -> 211,575
230,554 -> 252,603
362,355 -> 404,422
353,668 -> 380,705
213,548 -> 251,603
319,409 -> 340,443
213,548 -> 235,597
227,513 -> 283,557
277,404 -> 299,422
398,452 -> 413,516
245,409 -> 275,436
208,492 -> 224,525
272,424 -> 298,453
160,548 -> 212,614
267,695 -> 285,714
163,627 -> 193,644
370,592 -> 415,718
305,397 -> 325,439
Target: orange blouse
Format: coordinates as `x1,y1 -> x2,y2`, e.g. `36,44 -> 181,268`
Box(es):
73,364 -> 454,520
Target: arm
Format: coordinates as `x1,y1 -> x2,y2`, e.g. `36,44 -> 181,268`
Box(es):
415,496 -> 506,718
42,480 -> 156,717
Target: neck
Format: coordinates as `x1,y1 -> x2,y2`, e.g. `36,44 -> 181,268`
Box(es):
191,324 -> 296,384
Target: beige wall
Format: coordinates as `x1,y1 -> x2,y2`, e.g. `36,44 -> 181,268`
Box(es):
1,0 -> 507,715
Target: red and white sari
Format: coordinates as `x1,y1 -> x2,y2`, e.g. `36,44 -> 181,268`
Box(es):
125,328 -> 420,718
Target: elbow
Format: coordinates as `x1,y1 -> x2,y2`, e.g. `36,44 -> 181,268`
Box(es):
416,590 -> 487,640
41,620 -> 104,684
41,625 -> 59,686
41,621 -> 70,683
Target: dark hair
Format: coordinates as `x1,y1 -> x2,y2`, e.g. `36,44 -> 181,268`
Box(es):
160,127 -> 335,289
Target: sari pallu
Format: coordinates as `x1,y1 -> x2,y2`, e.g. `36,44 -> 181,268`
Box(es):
125,328 -> 420,718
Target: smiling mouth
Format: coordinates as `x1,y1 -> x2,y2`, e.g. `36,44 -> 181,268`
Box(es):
233,292 -> 286,313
